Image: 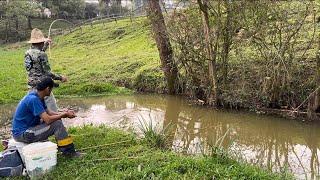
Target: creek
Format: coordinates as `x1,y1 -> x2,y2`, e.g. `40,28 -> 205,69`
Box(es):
1,94 -> 319,179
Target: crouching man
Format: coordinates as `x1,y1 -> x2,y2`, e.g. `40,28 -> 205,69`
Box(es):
12,77 -> 80,157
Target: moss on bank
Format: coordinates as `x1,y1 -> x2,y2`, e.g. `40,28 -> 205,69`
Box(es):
7,126 -> 291,179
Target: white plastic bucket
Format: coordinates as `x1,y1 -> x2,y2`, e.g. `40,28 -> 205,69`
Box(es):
22,141 -> 57,177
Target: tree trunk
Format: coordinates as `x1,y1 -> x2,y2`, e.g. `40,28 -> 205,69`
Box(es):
221,0 -> 232,85
15,17 -> 18,31
5,20 -> 9,43
27,16 -> 32,29
307,34 -> 320,120
116,0 -> 121,14
146,0 -> 178,94
317,36 -> 320,97
105,0 -> 111,16
197,0 -> 219,107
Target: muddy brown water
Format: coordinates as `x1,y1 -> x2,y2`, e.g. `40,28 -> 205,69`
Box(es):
1,94 -> 320,179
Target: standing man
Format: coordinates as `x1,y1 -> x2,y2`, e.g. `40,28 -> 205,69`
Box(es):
25,28 -> 67,112
12,77 -> 80,157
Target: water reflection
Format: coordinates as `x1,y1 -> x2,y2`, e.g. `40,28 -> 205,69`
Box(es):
1,94 -> 320,179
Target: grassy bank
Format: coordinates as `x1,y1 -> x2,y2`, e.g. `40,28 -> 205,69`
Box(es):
0,17 -> 162,104
7,126 -> 291,179
0,46 -> 129,103
51,17 -> 164,95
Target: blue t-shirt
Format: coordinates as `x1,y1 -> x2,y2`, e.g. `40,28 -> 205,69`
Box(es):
12,91 -> 47,137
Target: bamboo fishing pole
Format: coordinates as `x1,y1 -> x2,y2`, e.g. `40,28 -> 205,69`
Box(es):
48,19 -> 75,57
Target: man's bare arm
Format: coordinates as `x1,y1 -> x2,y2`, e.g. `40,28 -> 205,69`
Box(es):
40,111 -> 75,124
47,109 -> 59,116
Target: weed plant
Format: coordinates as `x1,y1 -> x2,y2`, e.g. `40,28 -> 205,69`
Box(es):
138,115 -> 172,149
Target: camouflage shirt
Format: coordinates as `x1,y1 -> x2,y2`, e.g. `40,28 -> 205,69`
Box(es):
24,45 -> 62,87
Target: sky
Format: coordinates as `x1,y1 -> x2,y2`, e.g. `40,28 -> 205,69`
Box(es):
85,0 -> 133,7
85,0 -> 98,3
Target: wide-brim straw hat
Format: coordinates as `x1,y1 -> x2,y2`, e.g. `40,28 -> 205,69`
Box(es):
28,28 -> 48,43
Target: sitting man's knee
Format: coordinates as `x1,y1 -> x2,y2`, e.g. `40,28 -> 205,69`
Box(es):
51,120 -> 64,128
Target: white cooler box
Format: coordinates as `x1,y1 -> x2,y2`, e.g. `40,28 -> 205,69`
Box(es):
22,142 -> 58,177
8,139 -> 58,177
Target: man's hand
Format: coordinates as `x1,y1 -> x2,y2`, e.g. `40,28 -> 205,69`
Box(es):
42,38 -> 52,52
65,110 -> 76,118
61,76 -> 68,83
46,38 -> 52,44
41,109 -> 76,124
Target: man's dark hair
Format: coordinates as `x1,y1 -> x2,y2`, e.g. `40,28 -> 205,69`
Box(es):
31,42 -> 44,46
32,42 -> 44,48
36,77 -> 58,91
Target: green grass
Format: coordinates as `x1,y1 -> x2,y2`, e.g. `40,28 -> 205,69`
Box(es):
0,48 -> 26,104
51,17 -> 164,95
138,117 -> 172,149
8,125 -> 291,179
0,17 -> 163,103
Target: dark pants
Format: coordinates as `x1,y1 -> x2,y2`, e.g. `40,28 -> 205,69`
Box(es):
14,120 -> 75,154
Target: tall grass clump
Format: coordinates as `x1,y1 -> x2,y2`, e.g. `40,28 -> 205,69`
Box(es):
205,128 -> 232,161
138,115 -> 172,149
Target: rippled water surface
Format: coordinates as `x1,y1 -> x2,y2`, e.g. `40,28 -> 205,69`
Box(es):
1,94 -> 320,179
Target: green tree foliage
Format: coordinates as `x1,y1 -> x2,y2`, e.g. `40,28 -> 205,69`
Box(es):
0,0 -> 86,42
54,0 -> 86,18
84,3 -> 99,19
2,1 -> 39,25
165,0 -> 319,110
0,1 -> 6,17
37,0 -> 86,18
98,0 -> 129,16
0,1 -> 39,42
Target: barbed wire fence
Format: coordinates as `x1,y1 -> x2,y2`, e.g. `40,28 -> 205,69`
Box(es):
49,4 -> 147,38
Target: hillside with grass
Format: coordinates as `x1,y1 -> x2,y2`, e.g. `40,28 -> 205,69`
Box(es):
51,18 -> 165,96
0,17 -> 164,104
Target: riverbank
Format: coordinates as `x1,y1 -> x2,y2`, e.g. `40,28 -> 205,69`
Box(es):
2,125 -> 291,179
0,17 -> 160,104
1,16 -> 319,117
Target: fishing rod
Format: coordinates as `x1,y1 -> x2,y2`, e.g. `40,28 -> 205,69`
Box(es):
47,19 -> 75,57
